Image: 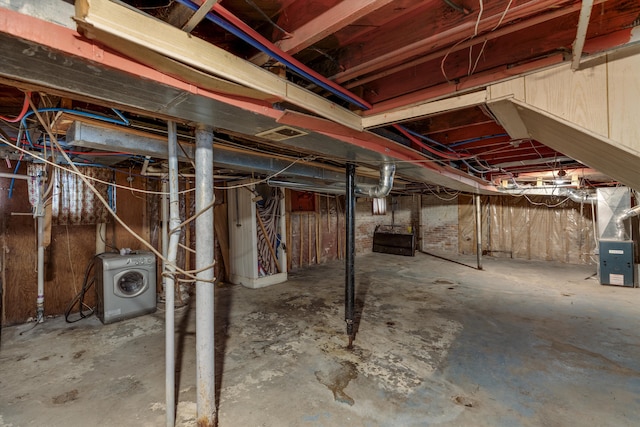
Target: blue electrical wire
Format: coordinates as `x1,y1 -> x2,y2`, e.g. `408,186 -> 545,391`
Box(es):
7,158 -> 22,198
174,0 -> 370,110
403,127 -> 498,175
174,0 -> 499,174
448,133 -> 509,148
20,107 -> 129,147
8,108 -> 129,198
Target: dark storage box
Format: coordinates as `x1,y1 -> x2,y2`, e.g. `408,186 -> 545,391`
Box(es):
373,225 -> 415,257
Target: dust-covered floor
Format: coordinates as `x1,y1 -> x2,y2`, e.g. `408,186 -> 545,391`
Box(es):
1,252 -> 639,426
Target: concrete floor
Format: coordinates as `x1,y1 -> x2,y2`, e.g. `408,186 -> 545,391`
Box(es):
1,252 -> 639,426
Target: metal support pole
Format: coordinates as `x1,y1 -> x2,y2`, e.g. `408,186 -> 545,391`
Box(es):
475,194 -> 483,270
165,121 -> 181,427
195,124 -> 216,426
345,163 -> 356,348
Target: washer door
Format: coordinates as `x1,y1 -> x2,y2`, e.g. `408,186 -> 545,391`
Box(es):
114,269 -> 148,298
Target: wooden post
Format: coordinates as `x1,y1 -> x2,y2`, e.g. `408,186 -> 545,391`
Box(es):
299,214 -> 304,268
336,196 -> 342,260
315,208 -> 321,264
326,195 -> 330,232
286,212 -> 292,271
307,213 -> 312,266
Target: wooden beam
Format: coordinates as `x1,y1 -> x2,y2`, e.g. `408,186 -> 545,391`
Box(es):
251,0 -> 395,65
74,0 -> 363,131
77,27 -> 277,102
486,97 -> 530,140
362,90 -> 487,128
427,122 -> 508,146
0,5 -> 307,136
344,0 -> 604,90
495,98 -> 640,190
365,53 -> 564,115
332,0 -> 571,84
277,110 -> 498,194
182,0 -> 219,33
571,0 -> 594,70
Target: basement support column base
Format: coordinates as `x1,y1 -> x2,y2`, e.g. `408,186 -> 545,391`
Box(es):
345,163 -> 356,348
195,124 -> 216,426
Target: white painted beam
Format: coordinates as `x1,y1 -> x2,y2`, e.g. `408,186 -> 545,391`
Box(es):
492,98 -> 640,191
182,0 -> 218,33
571,0 -> 594,70
362,90 -> 488,128
74,0 -> 363,131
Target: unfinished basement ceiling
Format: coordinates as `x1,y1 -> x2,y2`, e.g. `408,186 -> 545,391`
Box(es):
1,0 -> 639,192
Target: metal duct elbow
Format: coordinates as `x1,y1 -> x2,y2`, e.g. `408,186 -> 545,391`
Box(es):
566,189 -> 596,204
355,163 -> 396,198
615,204 -> 640,240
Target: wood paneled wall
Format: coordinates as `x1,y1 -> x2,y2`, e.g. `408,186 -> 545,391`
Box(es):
286,192 -> 418,270
0,165 -> 150,325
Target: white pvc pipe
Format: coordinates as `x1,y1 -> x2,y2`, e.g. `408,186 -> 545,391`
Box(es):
161,180 -> 169,294
96,223 -> 106,254
36,213 -> 44,323
195,124 -> 216,426
33,171 -> 45,323
0,172 -> 29,180
165,121 -> 181,427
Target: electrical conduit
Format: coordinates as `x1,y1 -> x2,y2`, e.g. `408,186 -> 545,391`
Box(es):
175,0 -> 371,110
165,121 -> 181,427
8,107 -> 129,198
34,171 -> 46,322
178,0 -> 500,187
20,107 -> 129,147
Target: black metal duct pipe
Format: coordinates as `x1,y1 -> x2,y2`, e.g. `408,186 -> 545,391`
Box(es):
345,163 -> 356,348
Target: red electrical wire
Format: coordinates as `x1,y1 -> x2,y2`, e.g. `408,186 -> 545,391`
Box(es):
0,92 -> 31,123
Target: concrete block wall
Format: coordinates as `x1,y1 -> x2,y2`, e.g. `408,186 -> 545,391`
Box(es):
420,194 -> 459,254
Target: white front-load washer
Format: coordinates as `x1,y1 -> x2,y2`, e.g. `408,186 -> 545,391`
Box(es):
95,251 -> 157,324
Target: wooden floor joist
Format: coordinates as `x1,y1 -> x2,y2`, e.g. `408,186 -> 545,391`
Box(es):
74,0 -> 363,131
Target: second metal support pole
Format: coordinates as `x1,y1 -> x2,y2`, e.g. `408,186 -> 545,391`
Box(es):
195,124 -> 216,427
345,163 -> 356,347
165,121 -> 180,427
